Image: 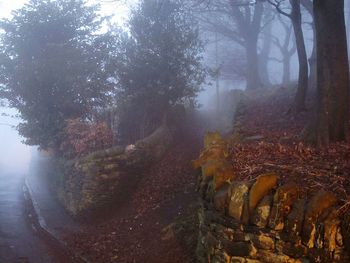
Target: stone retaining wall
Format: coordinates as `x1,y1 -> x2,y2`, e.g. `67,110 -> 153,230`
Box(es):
195,134 -> 350,263
56,125 -> 173,216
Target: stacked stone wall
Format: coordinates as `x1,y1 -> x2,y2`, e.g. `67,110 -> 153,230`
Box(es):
195,134 -> 350,263
55,125 -> 173,216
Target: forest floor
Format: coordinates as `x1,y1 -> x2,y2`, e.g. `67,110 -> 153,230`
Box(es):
229,87 -> 350,207
64,122 -> 205,263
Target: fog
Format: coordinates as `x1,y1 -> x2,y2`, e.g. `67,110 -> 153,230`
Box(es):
0,0 -> 349,262
0,106 -> 31,174
197,1 -> 350,110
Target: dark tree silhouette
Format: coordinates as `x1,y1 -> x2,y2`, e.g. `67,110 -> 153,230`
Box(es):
268,0 -> 309,114
307,0 -> 349,145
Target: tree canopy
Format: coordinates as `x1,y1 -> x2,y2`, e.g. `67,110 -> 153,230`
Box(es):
0,0 -> 116,149
114,0 -> 206,141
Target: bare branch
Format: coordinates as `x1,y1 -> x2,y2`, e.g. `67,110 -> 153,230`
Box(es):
267,0 -> 292,18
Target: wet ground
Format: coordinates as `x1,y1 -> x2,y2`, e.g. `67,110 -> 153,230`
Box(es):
0,170 -> 60,263
0,107 -> 64,263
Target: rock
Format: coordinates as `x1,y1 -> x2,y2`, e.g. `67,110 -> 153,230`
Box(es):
221,240 -> 257,258
214,182 -> 232,213
285,199 -> 306,240
125,144 -> 136,152
199,175 -> 212,199
249,233 -> 275,250
193,141 -> 227,170
213,165 -> 235,190
206,232 -> 220,250
281,241 -> 307,258
341,210 -> 350,253
196,240 -> 207,263
268,183 -> 300,231
197,142 -> 234,189
249,173 -> 278,214
250,194 -> 272,228
307,247 -> 331,263
228,182 -> 250,222
256,250 -> 295,263
205,181 -> 215,201
336,227 -> 343,247
204,131 -> 225,149
211,224 -> 247,242
57,125 -> 173,217
333,247 -> 350,262
201,159 -> 226,177
231,257 -> 261,263
302,190 -> 338,248
212,250 -> 231,263
323,208 -> 340,252
241,195 -> 250,225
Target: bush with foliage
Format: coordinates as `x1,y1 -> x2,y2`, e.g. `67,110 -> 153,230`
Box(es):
60,118 -> 113,158
0,0 -> 118,150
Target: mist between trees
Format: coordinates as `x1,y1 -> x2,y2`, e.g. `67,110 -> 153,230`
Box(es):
0,0 -> 349,155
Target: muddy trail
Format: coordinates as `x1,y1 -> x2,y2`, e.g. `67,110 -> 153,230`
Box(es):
65,122 -> 207,263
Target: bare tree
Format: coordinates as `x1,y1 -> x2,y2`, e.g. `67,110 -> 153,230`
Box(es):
268,0 -> 309,114
258,7 -> 274,87
270,15 -> 297,86
197,0 -> 265,90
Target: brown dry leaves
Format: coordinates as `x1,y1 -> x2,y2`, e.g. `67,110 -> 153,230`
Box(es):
230,88 -> 350,203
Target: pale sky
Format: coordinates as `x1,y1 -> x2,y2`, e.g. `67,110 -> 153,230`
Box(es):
0,0 -> 136,26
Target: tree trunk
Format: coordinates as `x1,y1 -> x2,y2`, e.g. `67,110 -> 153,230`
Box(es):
308,38 -> 317,93
290,0 -> 309,113
245,39 -> 261,90
259,18 -> 272,87
277,16 -> 296,87
235,0 -> 263,90
311,0 -> 349,145
282,55 -> 291,86
301,0 -> 317,94
347,0 -> 350,54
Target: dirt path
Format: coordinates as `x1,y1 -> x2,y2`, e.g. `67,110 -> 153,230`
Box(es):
66,126 -> 203,263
